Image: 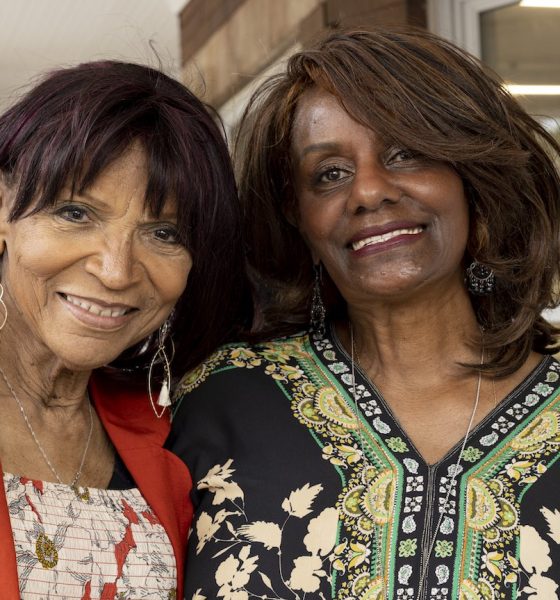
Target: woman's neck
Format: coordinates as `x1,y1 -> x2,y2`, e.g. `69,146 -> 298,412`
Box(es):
0,321 -> 112,487
339,286 -> 482,384
0,323 -> 91,413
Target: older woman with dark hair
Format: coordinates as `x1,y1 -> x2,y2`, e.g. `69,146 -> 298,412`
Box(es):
169,28 -> 560,600
0,60 -> 246,598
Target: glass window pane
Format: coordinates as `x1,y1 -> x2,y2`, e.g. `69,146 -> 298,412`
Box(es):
480,1 -> 560,141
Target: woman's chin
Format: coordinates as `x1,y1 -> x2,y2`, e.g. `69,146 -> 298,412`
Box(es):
343,278 -> 427,304
46,341 -> 134,372
340,265 -> 467,306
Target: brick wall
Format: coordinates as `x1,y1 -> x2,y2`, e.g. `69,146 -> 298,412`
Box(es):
180,0 -> 427,109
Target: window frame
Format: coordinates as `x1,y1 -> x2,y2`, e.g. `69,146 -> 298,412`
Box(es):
427,0 -> 519,55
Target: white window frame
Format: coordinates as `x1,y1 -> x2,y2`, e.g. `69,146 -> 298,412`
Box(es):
427,0 -> 519,55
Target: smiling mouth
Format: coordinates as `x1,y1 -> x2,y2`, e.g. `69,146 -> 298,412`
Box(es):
60,293 -> 134,318
351,226 -> 424,251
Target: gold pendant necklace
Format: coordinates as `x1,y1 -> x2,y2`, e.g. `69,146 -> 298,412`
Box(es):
0,365 -> 94,498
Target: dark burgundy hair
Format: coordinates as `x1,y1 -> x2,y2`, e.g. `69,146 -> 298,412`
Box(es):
0,60 -> 249,376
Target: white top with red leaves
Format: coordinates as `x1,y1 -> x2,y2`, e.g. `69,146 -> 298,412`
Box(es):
4,473 -> 176,599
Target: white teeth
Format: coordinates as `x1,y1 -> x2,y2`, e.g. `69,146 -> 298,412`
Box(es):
352,227 -> 423,251
64,294 -> 129,318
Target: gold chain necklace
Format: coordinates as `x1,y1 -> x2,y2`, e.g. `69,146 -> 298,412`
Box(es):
0,365 -> 93,497
348,324 -> 483,600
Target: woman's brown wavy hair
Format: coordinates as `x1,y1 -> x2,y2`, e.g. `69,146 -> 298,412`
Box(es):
236,27 -> 560,376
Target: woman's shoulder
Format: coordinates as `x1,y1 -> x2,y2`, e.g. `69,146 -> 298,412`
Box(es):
173,331 -> 311,398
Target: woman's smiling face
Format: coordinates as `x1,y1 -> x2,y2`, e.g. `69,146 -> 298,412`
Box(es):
291,87 -> 470,307
0,142 -> 192,370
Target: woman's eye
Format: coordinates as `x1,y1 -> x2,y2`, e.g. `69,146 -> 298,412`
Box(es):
317,167 -> 349,184
153,226 -> 179,244
56,205 -> 89,222
388,148 -> 415,163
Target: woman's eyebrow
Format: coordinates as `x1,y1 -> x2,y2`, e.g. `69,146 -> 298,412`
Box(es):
73,190 -> 111,207
298,142 -> 339,159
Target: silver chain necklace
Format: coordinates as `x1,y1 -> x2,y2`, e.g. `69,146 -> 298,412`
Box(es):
349,325 -> 483,600
0,365 -> 94,494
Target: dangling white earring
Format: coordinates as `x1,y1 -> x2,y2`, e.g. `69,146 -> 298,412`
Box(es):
148,319 -> 173,419
0,282 -> 7,331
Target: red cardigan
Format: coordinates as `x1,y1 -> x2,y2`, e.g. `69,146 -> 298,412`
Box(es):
0,371 -> 192,599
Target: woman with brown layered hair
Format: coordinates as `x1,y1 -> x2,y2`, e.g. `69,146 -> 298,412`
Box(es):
239,28 -> 560,373
170,28 -> 560,599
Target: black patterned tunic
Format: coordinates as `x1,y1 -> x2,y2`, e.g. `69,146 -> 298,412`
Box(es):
167,329 -> 560,600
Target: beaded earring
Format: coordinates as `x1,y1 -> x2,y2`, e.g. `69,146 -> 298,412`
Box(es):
310,263 -> 326,336
466,260 -> 495,295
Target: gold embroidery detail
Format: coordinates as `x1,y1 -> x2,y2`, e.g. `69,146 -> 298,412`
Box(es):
36,532 -> 58,569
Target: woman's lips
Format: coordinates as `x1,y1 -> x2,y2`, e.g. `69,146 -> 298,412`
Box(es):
351,226 -> 424,251
58,292 -> 136,329
62,293 -> 132,317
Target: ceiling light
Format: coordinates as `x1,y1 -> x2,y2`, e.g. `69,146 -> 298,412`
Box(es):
520,1 -> 560,7
506,84 -> 560,95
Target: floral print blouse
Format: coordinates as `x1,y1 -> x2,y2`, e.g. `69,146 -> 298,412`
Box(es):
168,329 -> 560,600
4,469 -> 176,599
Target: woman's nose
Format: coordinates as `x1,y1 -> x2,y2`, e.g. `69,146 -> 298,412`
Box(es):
84,235 -> 141,290
347,165 -> 401,213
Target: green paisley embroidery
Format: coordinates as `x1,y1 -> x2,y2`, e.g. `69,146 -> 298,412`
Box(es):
316,387 -> 360,430
179,338 -> 560,599
352,574 -> 385,600
363,470 -> 395,525
458,385 -> 560,595
459,578 -> 495,600
510,410 -> 560,452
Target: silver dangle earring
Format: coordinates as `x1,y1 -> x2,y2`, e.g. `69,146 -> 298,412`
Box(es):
148,319 -> 173,419
310,263 -> 326,336
466,260 -> 495,295
0,282 -> 7,330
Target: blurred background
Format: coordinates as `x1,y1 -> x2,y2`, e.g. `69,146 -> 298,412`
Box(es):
0,0 -> 558,138
0,0 -> 182,108
178,0 -> 560,143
